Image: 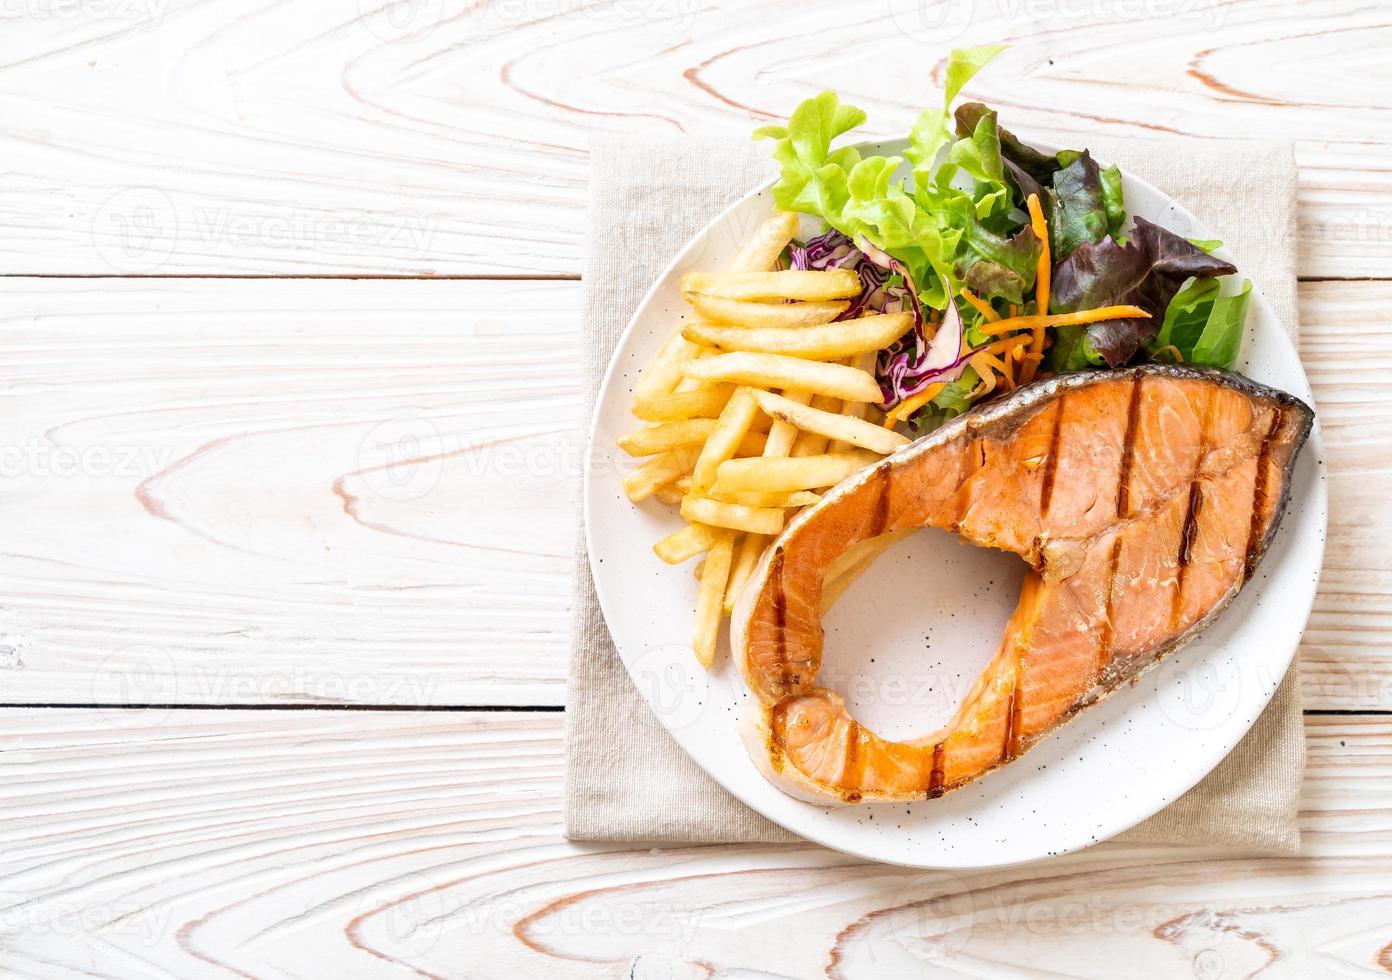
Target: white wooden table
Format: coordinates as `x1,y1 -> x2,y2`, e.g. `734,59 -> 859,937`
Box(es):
1,2 -> 1389,976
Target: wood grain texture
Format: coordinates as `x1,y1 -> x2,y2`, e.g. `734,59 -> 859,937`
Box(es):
0,277 -> 1384,708
0,708 -> 1384,978
0,278 -> 580,706
0,0 -> 1387,276
1296,280 -> 1392,711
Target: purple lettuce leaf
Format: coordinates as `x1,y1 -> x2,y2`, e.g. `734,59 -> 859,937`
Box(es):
1050,216 -> 1237,369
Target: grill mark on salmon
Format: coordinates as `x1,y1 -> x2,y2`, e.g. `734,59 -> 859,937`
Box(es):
1039,396 -> 1066,517
733,366 -> 1313,806
1245,407 -> 1286,582
769,548 -> 789,689
868,465 -> 892,537
1098,535 -> 1125,673
1171,389 -> 1213,630
1178,484 -> 1204,570
767,699 -> 787,774
1116,373 -> 1145,518
842,720 -> 864,797
927,742 -> 946,799
1003,680 -> 1023,762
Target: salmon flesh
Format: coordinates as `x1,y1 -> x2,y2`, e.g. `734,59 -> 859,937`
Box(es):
730,365 -> 1313,805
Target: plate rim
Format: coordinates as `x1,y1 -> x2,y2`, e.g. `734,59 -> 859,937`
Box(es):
582,139 -> 1328,868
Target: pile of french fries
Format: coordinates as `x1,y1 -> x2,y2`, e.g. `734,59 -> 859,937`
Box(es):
618,212 -> 914,668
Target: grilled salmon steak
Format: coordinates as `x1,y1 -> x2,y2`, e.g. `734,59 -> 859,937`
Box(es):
731,365 -> 1313,804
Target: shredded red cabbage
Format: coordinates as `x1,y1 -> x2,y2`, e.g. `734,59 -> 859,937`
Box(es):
789,230 -> 971,408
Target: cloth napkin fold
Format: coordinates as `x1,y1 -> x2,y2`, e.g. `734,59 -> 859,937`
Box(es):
566,135 -> 1304,854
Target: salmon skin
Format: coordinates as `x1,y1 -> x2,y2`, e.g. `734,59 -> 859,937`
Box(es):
730,365 -> 1313,805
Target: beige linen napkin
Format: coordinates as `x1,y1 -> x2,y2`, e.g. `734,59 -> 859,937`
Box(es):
566,135 -> 1304,854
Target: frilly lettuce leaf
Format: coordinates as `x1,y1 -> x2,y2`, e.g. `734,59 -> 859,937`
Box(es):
755,46 -> 1012,309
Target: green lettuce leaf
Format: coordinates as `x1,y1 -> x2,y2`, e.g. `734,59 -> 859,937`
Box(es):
907,45 -> 1008,192
1190,279 -> 1252,370
1150,276 -> 1251,370
1153,277 -> 1221,354
755,46 -> 1012,308
1100,164 -> 1126,238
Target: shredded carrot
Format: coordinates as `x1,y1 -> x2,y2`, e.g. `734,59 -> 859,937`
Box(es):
884,382 -> 946,427
1023,193 -> 1052,385
958,288 -> 999,323
975,334 -> 1032,358
967,358 -> 997,398
1153,344 -> 1184,363
980,305 -> 1150,337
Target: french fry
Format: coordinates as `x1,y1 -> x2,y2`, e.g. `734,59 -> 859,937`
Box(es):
762,389 -> 811,458
690,387 -> 760,494
622,448 -> 698,503
681,495 -> 784,535
683,312 -> 911,361
685,352 -> 881,402
693,530 -> 735,668
711,452 -> 878,495
616,419 -> 717,457
653,522 -> 724,564
735,430 -> 768,456
729,211 -> 800,273
709,489 -> 822,508
652,482 -> 686,506
791,394 -> 840,457
819,529 -> 914,613
681,269 -> 861,302
688,294 -> 850,330
748,390 -> 909,456
632,384 -> 735,422
632,334 -> 698,405
830,352 -> 877,452
790,430 -> 829,457
724,532 -> 768,614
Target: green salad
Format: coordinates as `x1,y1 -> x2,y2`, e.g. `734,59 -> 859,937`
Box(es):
756,44 -> 1252,431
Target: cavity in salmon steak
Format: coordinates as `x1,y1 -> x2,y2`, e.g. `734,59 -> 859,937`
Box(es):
730,365 -> 1313,805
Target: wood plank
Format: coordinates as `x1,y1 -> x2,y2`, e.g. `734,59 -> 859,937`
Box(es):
1296,280 -> 1392,710
0,277 -> 1385,707
0,278 -> 580,706
0,0 -> 1387,276
0,709 -> 1385,978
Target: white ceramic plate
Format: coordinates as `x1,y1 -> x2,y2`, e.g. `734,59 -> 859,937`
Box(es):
584,141 -> 1326,869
